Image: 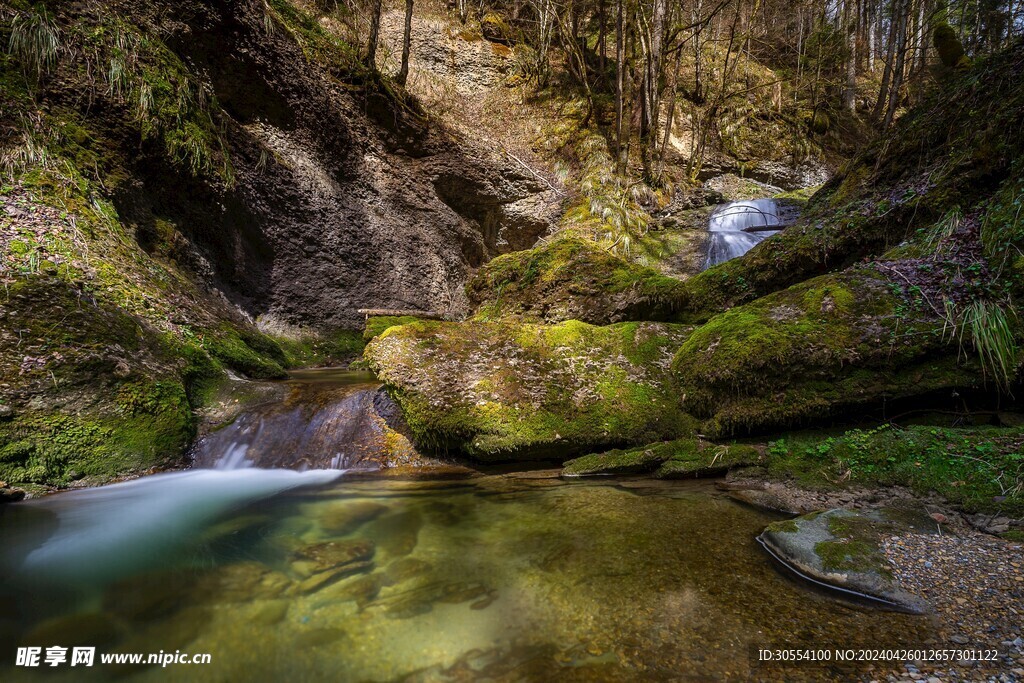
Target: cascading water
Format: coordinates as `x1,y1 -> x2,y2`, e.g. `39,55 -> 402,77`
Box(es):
192,371 -> 410,471
704,198 -> 799,269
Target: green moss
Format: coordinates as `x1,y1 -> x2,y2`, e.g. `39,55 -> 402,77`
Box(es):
203,326 -> 287,380
363,316 -> 422,342
673,269 -> 977,434
366,319 -> 696,459
765,519 -> 798,533
467,237 -> 686,324
765,424 -> 1024,516
655,441 -> 759,478
562,441 -> 682,476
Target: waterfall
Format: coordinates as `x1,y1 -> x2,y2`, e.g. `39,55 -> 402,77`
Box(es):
704,198 -> 789,269
193,386 -> 399,471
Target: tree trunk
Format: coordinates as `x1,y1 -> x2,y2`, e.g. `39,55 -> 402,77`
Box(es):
615,0 -> 625,171
366,0 -> 384,66
883,0 -> 910,128
397,0 -> 414,85
843,0 -> 858,112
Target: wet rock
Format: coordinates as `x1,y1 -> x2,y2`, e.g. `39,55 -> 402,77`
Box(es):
192,562 -> 293,603
296,561 -> 374,594
323,573 -> 384,609
251,599 -> 289,626
758,508 -> 932,613
295,539 -> 376,572
319,501 -> 388,536
0,404 -> 13,419
370,511 -> 423,559
382,557 -> 433,586
0,483 -> 26,503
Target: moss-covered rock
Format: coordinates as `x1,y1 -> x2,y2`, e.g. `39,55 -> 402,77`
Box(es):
673,268 -> 980,435
758,508 -> 933,612
363,316 -> 423,342
655,442 -> 760,478
560,437 -> 760,477
0,277 -> 206,486
561,439 -> 691,476
365,319 -> 696,459
467,237 -> 686,324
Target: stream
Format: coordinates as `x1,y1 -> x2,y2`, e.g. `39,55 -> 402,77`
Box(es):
0,371 -> 935,681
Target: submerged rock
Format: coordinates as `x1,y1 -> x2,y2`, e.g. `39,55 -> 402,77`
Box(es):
295,539 -> 376,572
319,501 -> 389,536
758,508 -> 933,612
366,319 -> 695,459
382,557 -> 433,586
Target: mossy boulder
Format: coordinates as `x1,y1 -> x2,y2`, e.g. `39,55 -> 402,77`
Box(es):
467,237 -> 686,324
363,316 -> 423,342
654,442 -> 760,478
672,268 -> 980,435
365,319 -> 696,459
933,22 -> 971,70
758,508 -> 933,612
562,437 -> 759,477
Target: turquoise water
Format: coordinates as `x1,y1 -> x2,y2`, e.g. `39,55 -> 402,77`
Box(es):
0,472 -> 934,681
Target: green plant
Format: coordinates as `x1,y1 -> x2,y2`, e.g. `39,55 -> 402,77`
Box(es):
958,299 -> 1018,391
7,7 -> 61,80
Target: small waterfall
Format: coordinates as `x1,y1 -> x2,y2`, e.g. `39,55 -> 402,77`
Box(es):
193,384 -> 403,471
704,198 -> 796,269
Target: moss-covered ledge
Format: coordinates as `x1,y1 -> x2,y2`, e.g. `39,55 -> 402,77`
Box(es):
561,437 -> 760,477
672,268 -> 980,436
467,237 -> 686,324
364,318 -> 697,460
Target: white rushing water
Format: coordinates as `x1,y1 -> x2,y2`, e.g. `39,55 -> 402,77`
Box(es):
0,467 -> 342,589
704,198 -> 783,268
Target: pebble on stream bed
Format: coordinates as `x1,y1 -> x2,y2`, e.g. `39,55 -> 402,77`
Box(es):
881,533 -> 1024,682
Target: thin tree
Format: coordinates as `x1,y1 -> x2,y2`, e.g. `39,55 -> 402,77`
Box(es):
397,0 -> 414,85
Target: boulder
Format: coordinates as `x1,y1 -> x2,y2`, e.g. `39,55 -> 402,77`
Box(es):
365,319 -> 696,459
758,508 -> 934,612
561,438 -> 759,477
673,268 -> 979,435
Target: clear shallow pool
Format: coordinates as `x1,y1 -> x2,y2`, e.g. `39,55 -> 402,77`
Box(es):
0,473 -> 934,681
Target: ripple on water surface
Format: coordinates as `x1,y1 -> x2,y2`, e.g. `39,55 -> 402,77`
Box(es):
0,474 -> 935,681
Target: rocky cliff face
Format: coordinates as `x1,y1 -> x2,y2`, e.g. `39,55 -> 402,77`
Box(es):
106,0 -> 557,329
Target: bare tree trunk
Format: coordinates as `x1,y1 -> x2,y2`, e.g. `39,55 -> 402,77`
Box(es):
366,0 -> 384,66
872,0 -> 901,120
883,0 -> 910,128
397,0 -> 414,85
616,0 -> 625,172
843,0 -> 858,112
